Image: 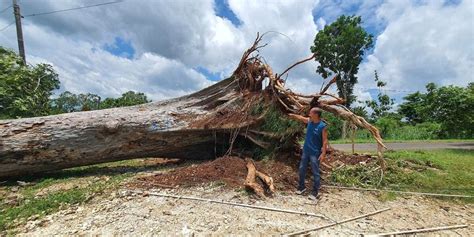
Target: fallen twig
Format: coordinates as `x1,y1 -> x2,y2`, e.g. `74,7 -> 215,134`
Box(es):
129,190 -> 330,220
365,224 -> 468,236
285,207 -> 391,236
322,185 -> 474,198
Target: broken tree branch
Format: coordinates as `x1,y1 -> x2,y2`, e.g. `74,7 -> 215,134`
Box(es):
320,74 -> 338,94
277,54 -> 316,81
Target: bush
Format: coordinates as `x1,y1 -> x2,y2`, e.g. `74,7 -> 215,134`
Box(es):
387,122 -> 441,140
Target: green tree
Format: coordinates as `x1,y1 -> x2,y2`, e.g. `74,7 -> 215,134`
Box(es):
100,97 -> 118,109
77,93 -> 101,111
0,47 -> 60,119
114,91 -> 150,107
398,83 -> 474,138
398,91 -> 426,124
100,91 -> 150,109
311,15 -> 373,106
50,91 -> 80,114
365,71 -> 394,121
51,92 -> 100,113
52,91 -> 150,113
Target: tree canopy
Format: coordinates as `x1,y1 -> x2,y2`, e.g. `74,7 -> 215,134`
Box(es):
51,90 -> 151,114
398,83 -> 474,138
311,15 -> 373,106
0,47 -> 60,119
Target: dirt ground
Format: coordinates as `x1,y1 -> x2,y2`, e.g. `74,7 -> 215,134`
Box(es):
134,150 -> 374,193
16,185 -> 473,236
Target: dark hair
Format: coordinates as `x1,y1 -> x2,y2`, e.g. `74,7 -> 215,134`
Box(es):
310,107 -> 322,117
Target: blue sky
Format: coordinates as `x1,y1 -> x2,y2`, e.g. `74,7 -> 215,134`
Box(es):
103,37 -> 135,59
214,0 -> 242,27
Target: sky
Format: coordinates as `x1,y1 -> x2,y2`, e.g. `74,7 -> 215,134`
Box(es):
0,0 -> 473,105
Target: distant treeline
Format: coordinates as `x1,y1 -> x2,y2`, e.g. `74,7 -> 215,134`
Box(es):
0,47 -> 149,119
325,80 -> 474,140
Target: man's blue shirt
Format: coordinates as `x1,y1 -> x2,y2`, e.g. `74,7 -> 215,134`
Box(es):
302,120 -> 326,155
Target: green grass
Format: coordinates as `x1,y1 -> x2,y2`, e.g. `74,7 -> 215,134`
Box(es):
329,149 -> 474,202
0,158 -> 178,233
329,138 -> 474,144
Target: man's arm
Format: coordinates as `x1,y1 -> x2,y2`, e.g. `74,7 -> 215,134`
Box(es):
319,127 -> 328,162
288,113 -> 309,124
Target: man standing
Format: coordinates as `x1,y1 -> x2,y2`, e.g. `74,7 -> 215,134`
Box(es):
289,107 -> 328,200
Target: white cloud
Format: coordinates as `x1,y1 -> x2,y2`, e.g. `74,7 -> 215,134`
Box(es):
358,0 -> 474,91
0,0 -> 472,103
229,0 -> 322,93
1,23 -> 212,101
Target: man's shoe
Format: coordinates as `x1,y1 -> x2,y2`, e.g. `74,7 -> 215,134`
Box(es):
308,193 -> 320,201
295,188 -> 307,195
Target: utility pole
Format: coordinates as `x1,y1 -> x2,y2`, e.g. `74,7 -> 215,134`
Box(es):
12,0 -> 26,64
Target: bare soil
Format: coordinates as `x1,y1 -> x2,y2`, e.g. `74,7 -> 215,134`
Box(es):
133,150 -> 374,193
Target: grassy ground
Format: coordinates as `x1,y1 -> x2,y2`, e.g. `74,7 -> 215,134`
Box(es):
0,158 -> 180,233
328,149 -> 474,202
329,138 -> 474,144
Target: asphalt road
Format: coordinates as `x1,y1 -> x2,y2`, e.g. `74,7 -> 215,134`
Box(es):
331,141 -> 474,152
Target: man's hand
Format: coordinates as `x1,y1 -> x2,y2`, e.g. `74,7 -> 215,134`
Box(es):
319,153 -> 326,162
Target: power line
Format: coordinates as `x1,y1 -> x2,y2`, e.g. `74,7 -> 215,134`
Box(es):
358,87 -> 418,93
0,1 -> 124,33
0,5 -> 12,14
0,20 -> 15,32
23,0 -> 124,18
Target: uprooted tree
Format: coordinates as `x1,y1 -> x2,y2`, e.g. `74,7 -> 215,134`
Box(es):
0,33 -> 386,192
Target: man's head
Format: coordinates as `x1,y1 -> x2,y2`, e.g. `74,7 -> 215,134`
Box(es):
309,107 -> 322,121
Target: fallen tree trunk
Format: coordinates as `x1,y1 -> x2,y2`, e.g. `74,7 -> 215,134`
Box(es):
0,78 -> 263,178
0,33 -> 386,179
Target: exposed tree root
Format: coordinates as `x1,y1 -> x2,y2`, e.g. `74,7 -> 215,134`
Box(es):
232,33 -> 387,169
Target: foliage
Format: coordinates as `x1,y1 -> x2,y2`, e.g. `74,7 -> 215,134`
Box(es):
324,112 -> 344,140
100,91 -> 151,109
364,71 -> 395,121
311,15 -> 373,106
260,104 -> 301,135
50,91 -> 101,114
51,90 -> 151,114
374,116 -> 400,138
329,149 -> 474,201
250,102 -> 304,157
0,47 -> 60,119
398,83 -> 474,138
